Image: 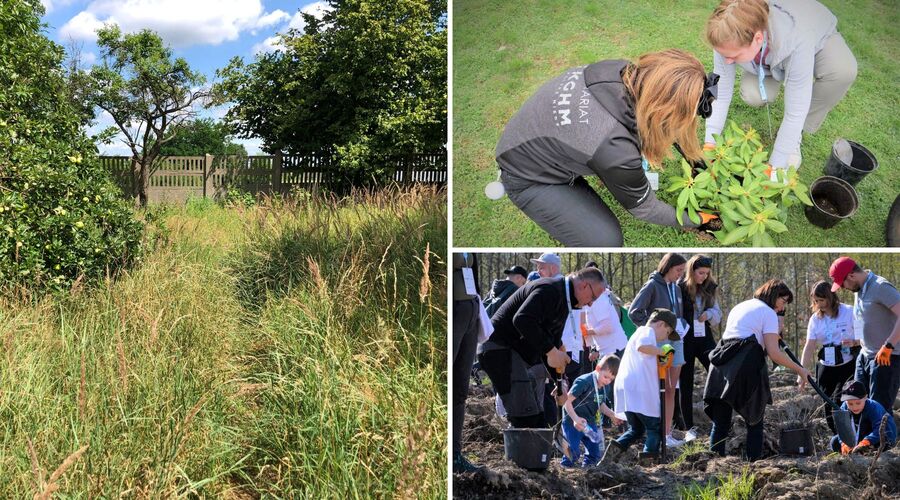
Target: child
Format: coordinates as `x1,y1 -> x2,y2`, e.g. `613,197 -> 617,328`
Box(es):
560,354 -> 623,468
600,308 -> 678,464
831,380 -> 897,455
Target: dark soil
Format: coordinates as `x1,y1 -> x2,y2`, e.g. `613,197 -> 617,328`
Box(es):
703,218 -> 724,232
813,196 -> 842,217
454,368 -> 900,499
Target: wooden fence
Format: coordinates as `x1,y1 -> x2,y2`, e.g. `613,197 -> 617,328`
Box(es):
100,150 -> 447,203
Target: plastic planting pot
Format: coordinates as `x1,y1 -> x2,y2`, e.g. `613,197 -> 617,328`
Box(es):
823,139 -> 878,186
805,176 -> 859,229
502,428 -> 554,470
779,427 -> 815,456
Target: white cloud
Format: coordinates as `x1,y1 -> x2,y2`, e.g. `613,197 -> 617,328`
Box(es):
288,1 -> 331,33
82,51 -> 97,65
252,35 -> 283,54
41,0 -> 77,14
60,0 -> 292,47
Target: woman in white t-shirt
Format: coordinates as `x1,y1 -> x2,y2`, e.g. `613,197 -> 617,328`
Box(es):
799,280 -> 859,434
703,279 -> 811,461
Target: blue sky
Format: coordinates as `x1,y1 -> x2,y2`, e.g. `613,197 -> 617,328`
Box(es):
40,0 -> 332,155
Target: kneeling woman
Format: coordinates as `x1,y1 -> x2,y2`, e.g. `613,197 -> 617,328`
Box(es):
495,49 -> 718,246
703,279 -> 811,461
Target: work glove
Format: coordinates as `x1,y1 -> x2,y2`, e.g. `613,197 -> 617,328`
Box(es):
852,439 -> 872,454
876,344 -> 893,366
699,212 -> 719,224
658,344 -> 675,364
840,443 -> 852,455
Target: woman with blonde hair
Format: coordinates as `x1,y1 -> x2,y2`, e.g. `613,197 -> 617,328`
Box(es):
494,49 -> 719,247
704,0 -> 857,172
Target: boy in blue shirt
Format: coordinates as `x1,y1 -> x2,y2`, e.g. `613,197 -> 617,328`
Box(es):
560,354 -> 623,467
831,380 -> 897,454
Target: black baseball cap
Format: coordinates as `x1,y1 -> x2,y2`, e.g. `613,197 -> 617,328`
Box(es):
503,265 -> 528,279
840,380 -> 867,401
648,308 -> 679,340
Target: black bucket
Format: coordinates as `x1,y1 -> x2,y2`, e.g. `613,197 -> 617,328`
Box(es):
779,427 -> 815,456
823,139 -> 878,186
502,428 -> 554,470
805,176 -> 859,229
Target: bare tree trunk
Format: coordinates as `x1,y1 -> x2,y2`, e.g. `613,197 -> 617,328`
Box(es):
139,160 -> 150,208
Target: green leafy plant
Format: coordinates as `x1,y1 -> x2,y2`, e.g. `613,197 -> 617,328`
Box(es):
667,120 -> 813,247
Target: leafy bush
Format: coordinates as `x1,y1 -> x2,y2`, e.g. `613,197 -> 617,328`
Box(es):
667,121 -> 812,246
0,0 -> 143,292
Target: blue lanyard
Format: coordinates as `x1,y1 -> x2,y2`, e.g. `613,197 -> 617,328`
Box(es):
668,283 -> 678,313
754,31 -> 769,103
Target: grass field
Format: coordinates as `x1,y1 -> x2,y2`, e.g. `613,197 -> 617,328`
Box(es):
452,0 -> 899,247
0,188 -> 447,497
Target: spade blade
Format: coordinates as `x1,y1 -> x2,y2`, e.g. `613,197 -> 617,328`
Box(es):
833,409 -> 857,448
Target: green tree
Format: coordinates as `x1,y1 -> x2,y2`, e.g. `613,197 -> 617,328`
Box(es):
158,118 -> 247,156
82,25 -> 208,207
0,0 -> 142,292
214,0 -> 447,188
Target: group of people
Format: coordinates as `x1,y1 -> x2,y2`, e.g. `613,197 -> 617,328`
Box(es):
452,252 -> 900,472
494,0 -> 858,246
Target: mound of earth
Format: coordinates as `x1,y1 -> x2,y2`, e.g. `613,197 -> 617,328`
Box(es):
455,367 -> 900,499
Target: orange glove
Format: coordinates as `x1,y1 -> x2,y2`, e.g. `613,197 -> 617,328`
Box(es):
763,165 -> 773,178
840,443 -> 852,455
699,212 -> 719,224
703,143 -> 716,152
852,439 -> 872,453
876,344 -> 893,366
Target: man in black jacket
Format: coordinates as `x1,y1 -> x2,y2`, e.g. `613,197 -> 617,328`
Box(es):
483,265 -> 528,317
478,267 -> 606,428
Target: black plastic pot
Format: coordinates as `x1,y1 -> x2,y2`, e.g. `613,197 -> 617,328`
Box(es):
823,139 -> 878,186
805,176 -> 859,229
502,428 -> 553,470
779,427 -> 815,456
888,193 -> 900,247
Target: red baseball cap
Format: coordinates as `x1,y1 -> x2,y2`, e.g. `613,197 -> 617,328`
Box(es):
829,257 -> 857,292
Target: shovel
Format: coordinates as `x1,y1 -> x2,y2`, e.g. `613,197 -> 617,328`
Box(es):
657,349 -> 674,462
779,340 -> 857,447
553,366 -> 574,462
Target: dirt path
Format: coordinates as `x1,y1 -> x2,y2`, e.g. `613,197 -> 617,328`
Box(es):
455,370 -> 900,499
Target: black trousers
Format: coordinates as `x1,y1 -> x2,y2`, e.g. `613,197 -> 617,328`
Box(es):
677,332 -> 716,430
816,360 -> 857,434
452,297 -> 480,455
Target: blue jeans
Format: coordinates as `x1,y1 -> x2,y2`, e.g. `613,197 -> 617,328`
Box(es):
615,411 -> 661,453
560,419 -> 602,467
708,399 -> 764,460
855,352 -> 900,415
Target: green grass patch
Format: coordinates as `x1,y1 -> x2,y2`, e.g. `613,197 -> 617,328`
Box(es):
0,187 -> 447,497
453,0 -> 899,247
678,467 -> 756,500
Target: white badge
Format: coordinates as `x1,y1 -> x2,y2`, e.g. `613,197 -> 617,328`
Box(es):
676,318 -> 689,338
645,171 -> 659,191
693,320 -> 706,337
824,346 -> 836,366
462,267 -> 476,295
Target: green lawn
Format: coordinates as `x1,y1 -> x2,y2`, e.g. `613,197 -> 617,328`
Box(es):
452,0 -> 899,247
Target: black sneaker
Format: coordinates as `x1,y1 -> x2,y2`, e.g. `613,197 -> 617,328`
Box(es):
453,452 -> 482,473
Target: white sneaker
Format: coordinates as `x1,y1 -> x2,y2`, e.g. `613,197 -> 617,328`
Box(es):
666,434 -> 684,447
684,427 -> 699,442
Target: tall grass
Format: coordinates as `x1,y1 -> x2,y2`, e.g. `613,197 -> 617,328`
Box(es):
678,467 -> 757,500
0,186 -> 447,497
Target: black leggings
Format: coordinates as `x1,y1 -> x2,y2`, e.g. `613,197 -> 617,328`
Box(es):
503,173 -> 624,247
678,334 -> 716,430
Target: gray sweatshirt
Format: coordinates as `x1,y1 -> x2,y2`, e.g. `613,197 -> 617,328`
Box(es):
705,0 -> 838,168
496,60 -> 698,228
628,271 -> 685,327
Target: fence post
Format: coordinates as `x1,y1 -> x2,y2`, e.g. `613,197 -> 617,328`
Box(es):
204,154 -> 213,199
272,152 -> 283,194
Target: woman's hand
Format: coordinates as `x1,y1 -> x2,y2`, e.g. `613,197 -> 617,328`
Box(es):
699,312 -> 708,323
796,367 -> 811,389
